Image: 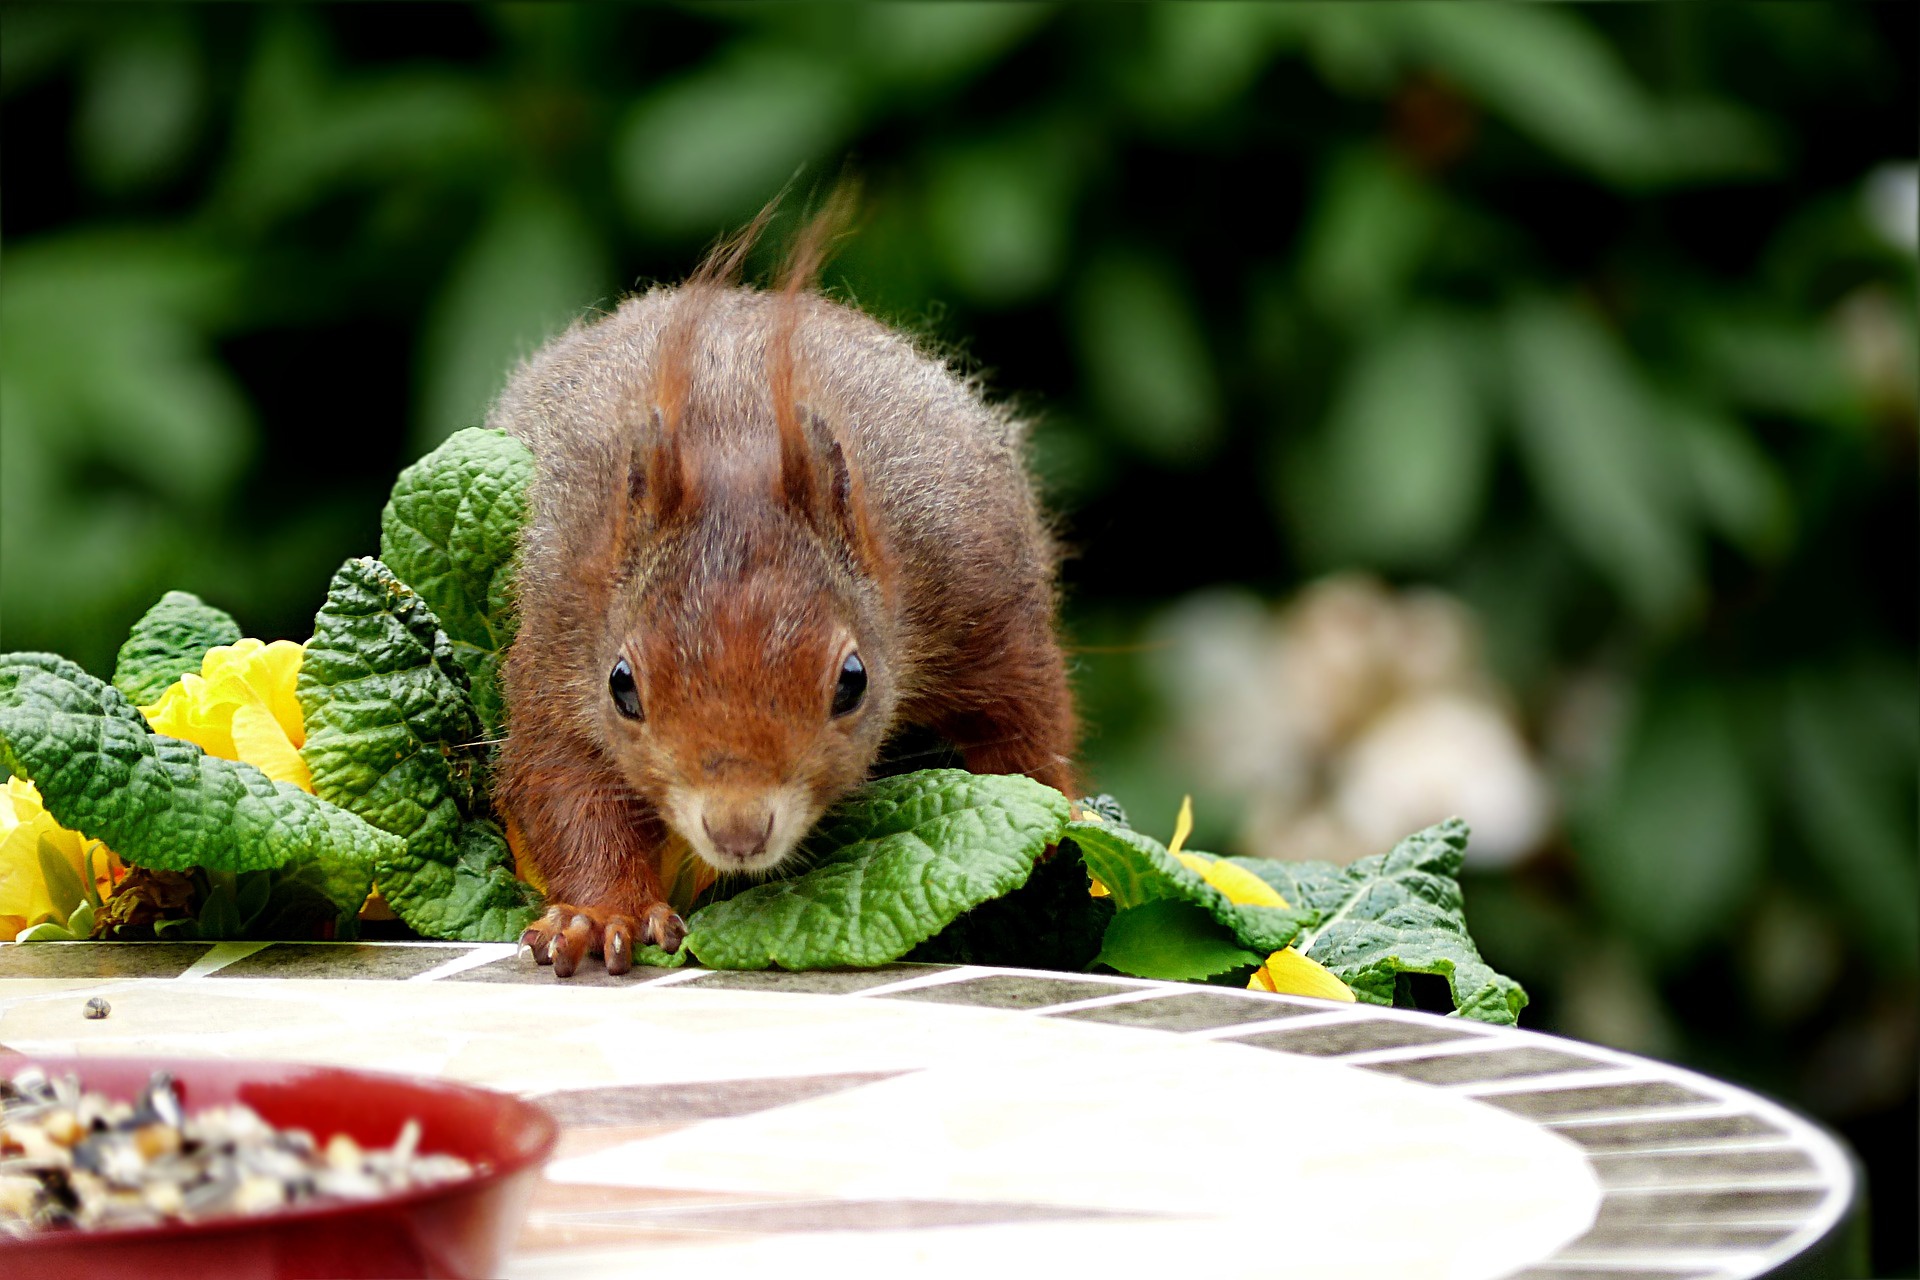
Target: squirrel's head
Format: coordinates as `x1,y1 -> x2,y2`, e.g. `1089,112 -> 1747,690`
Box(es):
591,399 -> 899,875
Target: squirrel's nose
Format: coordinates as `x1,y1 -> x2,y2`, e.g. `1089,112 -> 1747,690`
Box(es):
702,808 -> 775,861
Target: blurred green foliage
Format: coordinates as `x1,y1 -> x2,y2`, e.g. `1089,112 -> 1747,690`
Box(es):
1,3 -> 1914,1267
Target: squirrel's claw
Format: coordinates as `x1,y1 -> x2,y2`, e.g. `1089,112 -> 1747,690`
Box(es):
521,902 -> 683,978
644,903 -> 687,953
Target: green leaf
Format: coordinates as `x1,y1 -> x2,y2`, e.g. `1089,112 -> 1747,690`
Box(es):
197,873 -> 243,940
1065,820 -> 1312,954
35,834 -> 86,927
297,556 -> 540,942
1397,4 -> 1771,186
0,652 -> 394,916
64,900 -> 96,940
1096,899 -> 1265,981
111,589 -> 243,706
377,816 -> 542,945
685,770 -> 1069,970
1227,819 -> 1529,1025
234,868 -> 272,930
15,921 -> 80,943
1073,250 -> 1223,465
415,186 -> 607,453
925,125 -> 1078,306
378,428 -> 532,738
1299,148 -> 1440,330
1287,310 -> 1490,569
1505,296 -> 1698,623
613,48 -> 860,234
1575,690 -> 1762,962
1781,672 -> 1919,971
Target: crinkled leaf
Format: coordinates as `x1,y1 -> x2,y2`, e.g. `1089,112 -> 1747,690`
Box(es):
1225,819 -> 1529,1025
0,652 -> 391,917
378,428 -> 532,737
111,590 -> 243,705
378,816 -> 542,943
685,770 -> 1069,970
297,556 -> 540,941
1065,819 -> 1314,954
1095,898 -> 1265,981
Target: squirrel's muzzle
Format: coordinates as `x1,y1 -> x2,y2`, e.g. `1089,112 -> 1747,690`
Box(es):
673,783 -> 815,874
702,808 -> 774,861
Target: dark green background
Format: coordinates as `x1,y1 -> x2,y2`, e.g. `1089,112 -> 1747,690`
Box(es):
1,5 -> 1913,1268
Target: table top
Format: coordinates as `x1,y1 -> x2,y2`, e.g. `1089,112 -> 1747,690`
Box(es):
0,941 -> 1861,1279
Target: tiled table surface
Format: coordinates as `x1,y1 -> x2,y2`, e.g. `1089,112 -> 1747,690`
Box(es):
0,941 -> 1862,1279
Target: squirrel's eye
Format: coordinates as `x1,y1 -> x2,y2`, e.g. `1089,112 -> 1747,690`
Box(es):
831,651 -> 866,718
609,658 -> 642,721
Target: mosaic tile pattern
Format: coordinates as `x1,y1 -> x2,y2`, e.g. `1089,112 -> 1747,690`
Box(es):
0,941 -> 1861,1279
209,942 -> 474,980
1048,989 -> 1323,1030
0,942 -> 211,980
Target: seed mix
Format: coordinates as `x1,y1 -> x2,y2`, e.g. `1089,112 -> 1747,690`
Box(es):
0,1066 -> 478,1236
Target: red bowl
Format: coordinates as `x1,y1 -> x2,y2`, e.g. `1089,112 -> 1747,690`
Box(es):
1,1055 -> 557,1280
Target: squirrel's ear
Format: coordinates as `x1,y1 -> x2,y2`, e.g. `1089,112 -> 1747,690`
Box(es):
796,406 -> 891,581
638,405 -> 698,525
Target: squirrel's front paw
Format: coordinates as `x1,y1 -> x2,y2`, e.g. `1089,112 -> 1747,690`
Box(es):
520,902 -> 687,977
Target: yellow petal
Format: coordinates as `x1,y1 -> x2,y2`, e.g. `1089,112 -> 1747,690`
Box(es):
359,885 -> 398,921
1167,795 -> 1194,856
0,779 -> 91,923
255,641 -> 307,747
1201,859 -> 1291,909
1249,947 -> 1356,1002
142,673 -> 239,759
230,702 -> 314,792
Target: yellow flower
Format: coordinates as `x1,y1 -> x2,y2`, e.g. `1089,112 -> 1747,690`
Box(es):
141,639 -> 312,792
1105,795 -> 1357,1003
0,777 -> 124,942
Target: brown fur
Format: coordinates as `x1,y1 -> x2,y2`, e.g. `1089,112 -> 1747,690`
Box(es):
490,215 -> 1077,968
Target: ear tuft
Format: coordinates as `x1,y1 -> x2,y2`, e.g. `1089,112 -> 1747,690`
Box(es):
642,404 -> 697,526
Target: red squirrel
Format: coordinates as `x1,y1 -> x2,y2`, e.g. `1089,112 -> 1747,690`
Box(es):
489,212 -> 1078,977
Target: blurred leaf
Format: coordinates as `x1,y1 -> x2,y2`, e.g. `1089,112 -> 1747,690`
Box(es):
1579,689 -> 1763,961
1,8 -> 81,91
1781,671 -> 1920,972
1269,5 -> 1402,95
1398,4 -> 1772,185
1073,250 -> 1222,465
924,125 -> 1079,305
220,13 -> 499,226
1299,148 -> 1440,330
1027,417 -> 1117,510
1129,3 -> 1291,119
0,234 -> 249,505
1505,296 -> 1698,623
1670,402 -> 1793,560
77,18 -> 202,193
615,48 -> 861,234
859,2 -> 1048,87
1284,310 -> 1489,569
1696,313 -> 1871,431
0,232 -> 252,670
416,185 -> 609,451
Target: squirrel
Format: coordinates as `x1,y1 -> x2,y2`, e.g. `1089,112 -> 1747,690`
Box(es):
488,208 -> 1078,978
